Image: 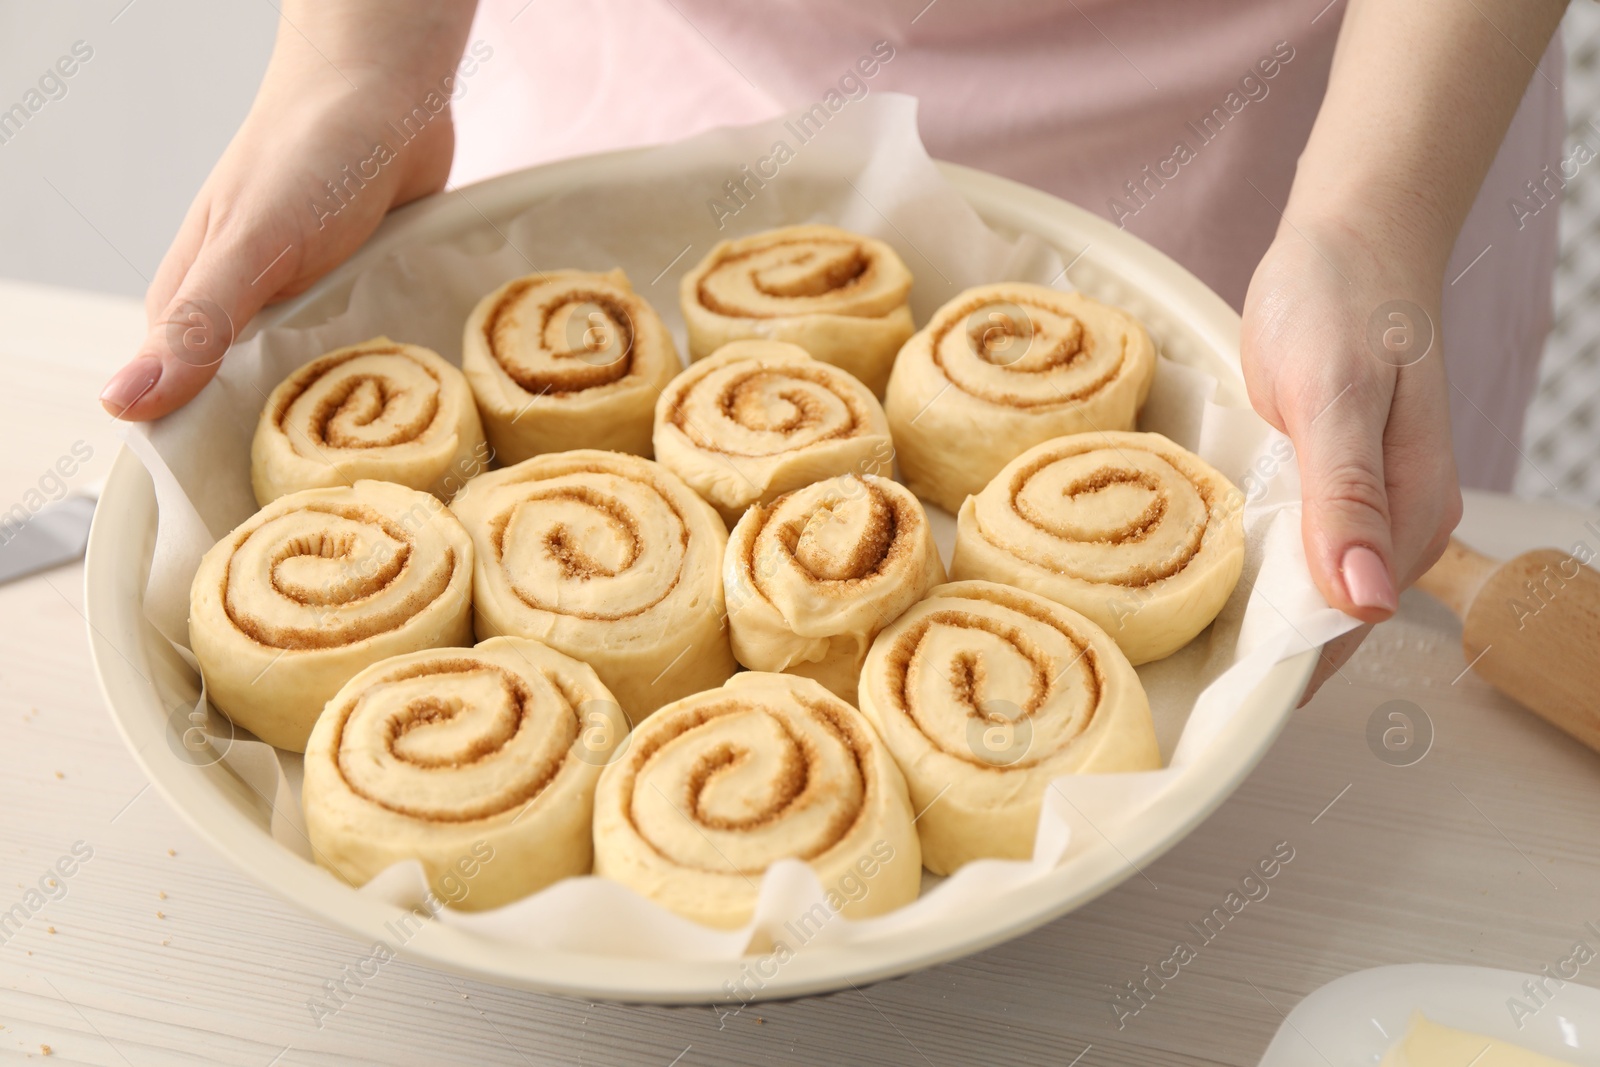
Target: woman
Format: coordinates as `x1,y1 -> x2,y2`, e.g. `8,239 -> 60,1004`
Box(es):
99,0 -> 1569,695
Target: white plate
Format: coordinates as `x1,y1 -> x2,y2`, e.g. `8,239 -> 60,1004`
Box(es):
84,152 -> 1315,1002
1258,965 -> 1600,1065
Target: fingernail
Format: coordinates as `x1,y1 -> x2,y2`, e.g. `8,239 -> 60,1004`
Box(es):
1341,545 -> 1397,613
100,356 -> 162,416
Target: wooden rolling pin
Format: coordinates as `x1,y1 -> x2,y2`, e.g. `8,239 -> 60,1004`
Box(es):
1415,537 -> 1600,751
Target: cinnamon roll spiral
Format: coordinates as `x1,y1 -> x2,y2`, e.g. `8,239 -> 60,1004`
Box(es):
303,636 -> 628,910
251,337 -> 487,505
462,269 -> 680,464
858,581 -> 1159,875
724,474 -> 946,703
680,225 -> 914,395
884,283 -> 1157,513
449,450 -> 737,721
188,480 -> 475,752
653,340 -> 894,526
951,431 -> 1245,664
592,672 -> 921,928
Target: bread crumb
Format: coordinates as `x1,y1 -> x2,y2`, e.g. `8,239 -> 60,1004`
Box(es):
158,891 -> 166,900
161,939 -> 170,947
166,849 -> 176,857
53,772 -> 62,779
46,927 -> 55,934
156,911 -> 165,920
757,1018 -> 764,1025
40,1044 -> 51,1056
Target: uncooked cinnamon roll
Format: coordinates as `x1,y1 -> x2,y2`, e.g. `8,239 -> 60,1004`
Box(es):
653,340 -> 893,526
724,474 -> 945,703
303,636 -> 628,910
680,225 -> 914,395
251,337 -> 487,505
951,431 -> 1245,664
858,581 -> 1159,875
592,672 -> 921,928
188,480 -> 475,752
884,283 -> 1156,513
462,269 -> 680,464
450,449 -> 737,721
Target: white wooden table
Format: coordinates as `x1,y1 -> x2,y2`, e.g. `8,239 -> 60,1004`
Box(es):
3,280 -> 1597,1067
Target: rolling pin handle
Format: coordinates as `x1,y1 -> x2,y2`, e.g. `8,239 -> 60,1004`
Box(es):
1414,537 -> 1497,620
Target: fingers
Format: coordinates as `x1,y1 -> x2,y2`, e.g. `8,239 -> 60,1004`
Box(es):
1291,372 -> 1402,624
1379,357 -> 1463,588
144,184 -> 213,323
102,223 -> 284,421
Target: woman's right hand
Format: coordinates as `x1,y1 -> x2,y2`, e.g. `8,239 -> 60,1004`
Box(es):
100,0 -> 476,420
1241,212 -> 1461,701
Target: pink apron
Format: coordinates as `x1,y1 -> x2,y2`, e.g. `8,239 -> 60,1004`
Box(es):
452,0 -> 1565,490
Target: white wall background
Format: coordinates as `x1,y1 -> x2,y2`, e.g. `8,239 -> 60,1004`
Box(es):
2,2 -> 1595,506
0,3 -> 274,297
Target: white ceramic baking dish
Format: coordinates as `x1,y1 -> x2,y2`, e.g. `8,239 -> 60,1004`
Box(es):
84,151 -> 1314,1002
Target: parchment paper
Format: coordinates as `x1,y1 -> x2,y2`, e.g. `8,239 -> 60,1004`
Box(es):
121,94 -> 1360,960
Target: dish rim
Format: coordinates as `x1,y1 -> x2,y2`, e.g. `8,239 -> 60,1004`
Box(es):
85,151 -> 1316,1003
